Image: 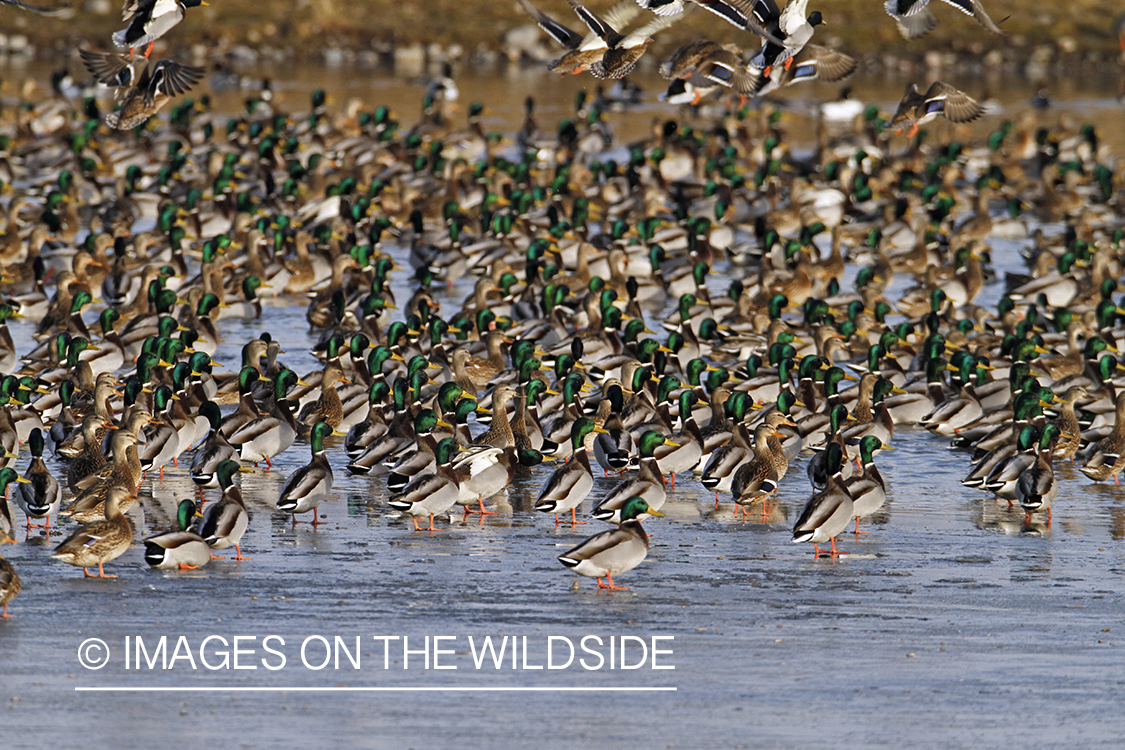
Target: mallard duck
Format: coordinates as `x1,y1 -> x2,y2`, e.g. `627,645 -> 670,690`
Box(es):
592,430 -> 672,523
885,81 -> 984,138
197,460 -> 250,560
519,0 -> 638,75
143,499 -> 210,570
731,423 -> 783,518
1048,385 -> 1087,460
189,401 -> 237,490
1080,392 -> 1125,483
472,384 -> 518,448
592,397 -> 633,475
747,0 -> 824,75
229,369 -> 301,468
1016,425 -> 1059,525
345,382 -> 391,460
652,393 -> 705,485
883,0 -> 1004,39
534,417 -> 608,525
558,495 -> 663,590
51,484 -> 134,578
113,0 -> 209,58
80,50 -> 204,129
771,43 -> 856,89
792,443 -> 853,557
388,438 -> 462,532
61,428 -> 141,523
701,420 -> 751,501
297,361 -> 349,429
277,422 -> 338,526
566,0 -> 681,79
0,533 -> 18,617
15,429 -> 59,530
846,435 -> 892,534
138,385 -> 181,477
980,425 -> 1043,502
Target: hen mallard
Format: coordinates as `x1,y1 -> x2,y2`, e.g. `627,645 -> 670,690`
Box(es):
143,499 -> 211,570
297,361 -> 349,430
51,485 -> 134,578
731,423 -> 783,519
558,495 -> 663,590
0,534 -> 19,617
885,81 -> 985,138
61,428 -> 141,523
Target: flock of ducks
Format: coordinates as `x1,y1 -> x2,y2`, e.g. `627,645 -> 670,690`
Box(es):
0,0 -> 1124,617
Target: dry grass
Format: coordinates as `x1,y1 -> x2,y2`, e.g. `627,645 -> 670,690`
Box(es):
0,0 -> 1120,60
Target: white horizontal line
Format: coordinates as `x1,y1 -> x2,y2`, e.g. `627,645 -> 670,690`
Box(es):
75,686 -> 677,693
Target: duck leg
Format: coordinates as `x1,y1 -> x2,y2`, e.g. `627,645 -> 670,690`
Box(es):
178,563 -> 199,571
95,561 -> 117,578
233,545 -> 251,561
597,573 -> 628,591
143,40 -> 155,59
853,518 -> 869,534
570,508 -> 585,525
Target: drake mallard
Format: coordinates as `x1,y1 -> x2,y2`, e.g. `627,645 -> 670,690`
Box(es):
197,460 -> 250,560
883,0 -> 1005,39
15,429 -> 59,531
845,435 -> 892,534
747,0 -> 824,75
51,484 -> 134,578
229,369 -> 301,468
701,420 -> 751,502
1080,392 -> 1125,483
792,443 -> 853,557
277,422 -> 339,526
1016,425 -> 1060,525
189,400 -> 237,490
558,495 -> 663,590
534,417 -> 608,525
143,499 -> 210,570
113,0 -> 209,58
592,430 -> 673,523
388,437 -> 462,532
